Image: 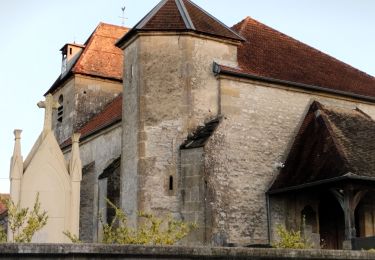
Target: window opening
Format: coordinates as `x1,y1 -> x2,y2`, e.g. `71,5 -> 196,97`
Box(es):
169,176 -> 174,191
57,95 -> 64,123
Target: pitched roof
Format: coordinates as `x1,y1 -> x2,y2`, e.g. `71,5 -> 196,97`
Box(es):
116,0 -> 244,47
46,23 -> 128,95
269,101 -> 375,193
216,17 -> 375,99
61,94 -> 122,148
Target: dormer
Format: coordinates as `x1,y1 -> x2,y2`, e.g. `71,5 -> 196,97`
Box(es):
60,43 -> 84,74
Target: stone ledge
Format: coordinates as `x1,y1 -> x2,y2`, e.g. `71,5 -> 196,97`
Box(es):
0,244 -> 374,259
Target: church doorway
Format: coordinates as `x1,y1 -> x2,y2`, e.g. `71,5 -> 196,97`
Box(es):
319,192 -> 345,249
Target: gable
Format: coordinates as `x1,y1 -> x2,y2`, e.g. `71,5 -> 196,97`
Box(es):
269,102 -> 375,193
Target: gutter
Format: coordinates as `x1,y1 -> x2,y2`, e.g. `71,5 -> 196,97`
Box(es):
267,173 -> 375,195
213,62 -> 375,104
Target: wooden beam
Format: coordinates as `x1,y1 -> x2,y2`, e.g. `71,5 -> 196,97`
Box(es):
330,187 -> 367,241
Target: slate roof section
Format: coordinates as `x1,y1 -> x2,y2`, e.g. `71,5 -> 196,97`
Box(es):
180,117 -> 221,149
46,23 -> 128,95
269,101 -> 375,193
116,0 -> 244,47
216,17 -> 375,99
61,94 -> 122,148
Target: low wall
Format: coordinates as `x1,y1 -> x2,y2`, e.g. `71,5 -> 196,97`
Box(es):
0,244 -> 374,259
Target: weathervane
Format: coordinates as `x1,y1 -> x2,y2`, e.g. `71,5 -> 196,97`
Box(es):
119,4 -> 128,26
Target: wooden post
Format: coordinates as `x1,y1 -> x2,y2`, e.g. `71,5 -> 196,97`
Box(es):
330,186 -> 366,249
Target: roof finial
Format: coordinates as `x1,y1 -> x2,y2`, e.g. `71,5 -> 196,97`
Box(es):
119,4 -> 128,27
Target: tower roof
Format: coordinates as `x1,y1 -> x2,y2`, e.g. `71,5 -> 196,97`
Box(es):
116,0 -> 244,47
46,23 -> 128,95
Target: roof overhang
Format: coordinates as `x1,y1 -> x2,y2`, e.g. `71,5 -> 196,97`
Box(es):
214,62 -> 375,104
267,173 -> 375,195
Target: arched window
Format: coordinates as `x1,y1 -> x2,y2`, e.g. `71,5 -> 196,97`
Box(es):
301,205 -> 317,233
57,95 -> 64,123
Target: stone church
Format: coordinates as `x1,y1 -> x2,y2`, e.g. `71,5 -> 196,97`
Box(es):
41,0 -> 374,249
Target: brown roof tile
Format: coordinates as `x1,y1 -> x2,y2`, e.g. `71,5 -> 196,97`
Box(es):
143,0 -> 186,30
182,0 -> 243,41
269,102 -> 375,193
227,17 -> 375,98
46,23 -> 128,95
61,94 -> 122,148
116,0 -> 244,47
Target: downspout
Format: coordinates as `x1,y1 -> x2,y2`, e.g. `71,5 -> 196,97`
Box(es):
266,192 -> 271,245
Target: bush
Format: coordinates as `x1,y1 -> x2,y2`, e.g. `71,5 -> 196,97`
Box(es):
0,226 -> 6,243
6,193 -> 48,243
273,225 -> 312,249
99,199 -> 196,245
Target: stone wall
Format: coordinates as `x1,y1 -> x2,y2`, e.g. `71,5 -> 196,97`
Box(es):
180,148 -> 207,244
79,163 -> 95,242
63,124 -> 122,242
52,77 -> 75,143
121,34 -> 239,227
0,244 -> 374,259
52,75 -> 122,144
74,75 -> 122,130
205,76 -> 375,246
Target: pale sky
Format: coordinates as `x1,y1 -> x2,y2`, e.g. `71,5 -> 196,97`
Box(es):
0,0 -> 374,193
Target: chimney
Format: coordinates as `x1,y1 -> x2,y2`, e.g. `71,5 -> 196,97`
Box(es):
60,43 -> 85,74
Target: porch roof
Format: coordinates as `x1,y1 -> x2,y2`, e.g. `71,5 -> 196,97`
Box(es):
269,101 -> 375,194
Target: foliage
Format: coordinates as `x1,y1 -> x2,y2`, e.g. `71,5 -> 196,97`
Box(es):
273,225 -> 312,249
0,195 -> 7,243
0,226 -> 6,243
63,230 -> 81,243
7,193 -> 48,243
100,199 -> 196,245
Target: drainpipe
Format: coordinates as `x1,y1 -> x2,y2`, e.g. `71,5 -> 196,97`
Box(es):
266,192 -> 271,245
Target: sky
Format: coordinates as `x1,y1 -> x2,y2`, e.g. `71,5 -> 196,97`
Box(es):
0,0 -> 374,193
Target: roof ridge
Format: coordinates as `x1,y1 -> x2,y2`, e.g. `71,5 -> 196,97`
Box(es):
236,16 -> 375,79
135,0 -> 169,29
183,0 -> 245,41
98,22 -> 129,30
232,16 -> 252,36
72,24 -> 100,73
175,0 -> 195,29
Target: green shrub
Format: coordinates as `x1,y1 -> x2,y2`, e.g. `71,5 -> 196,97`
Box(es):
273,225 -> 312,249
63,230 -> 81,243
6,193 -> 48,243
99,199 -> 196,245
0,226 -> 6,243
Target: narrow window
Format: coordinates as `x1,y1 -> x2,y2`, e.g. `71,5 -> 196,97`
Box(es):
69,47 -> 72,55
57,95 -> 64,123
169,176 -> 174,191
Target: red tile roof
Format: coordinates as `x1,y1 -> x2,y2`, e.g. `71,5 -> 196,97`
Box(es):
46,23 -> 128,95
116,0 -> 244,47
223,17 -> 375,99
61,94 -> 122,148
